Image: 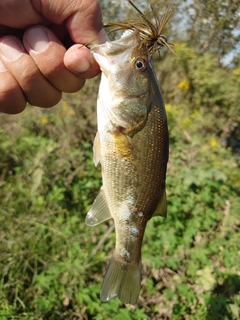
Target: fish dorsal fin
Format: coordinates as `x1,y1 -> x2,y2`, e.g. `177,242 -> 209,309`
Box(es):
93,131 -> 101,167
85,188 -> 112,226
152,190 -> 167,218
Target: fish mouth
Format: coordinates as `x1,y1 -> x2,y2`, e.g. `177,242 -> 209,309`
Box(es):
89,29 -> 140,77
89,29 -> 139,56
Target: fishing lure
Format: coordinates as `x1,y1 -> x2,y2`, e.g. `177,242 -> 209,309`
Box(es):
104,0 -> 175,56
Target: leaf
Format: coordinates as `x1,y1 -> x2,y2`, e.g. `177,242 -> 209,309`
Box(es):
229,303 -> 240,318
196,266 -> 216,291
31,167 -> 44,197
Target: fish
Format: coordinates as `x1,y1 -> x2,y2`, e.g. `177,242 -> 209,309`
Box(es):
85,3 -> 169,306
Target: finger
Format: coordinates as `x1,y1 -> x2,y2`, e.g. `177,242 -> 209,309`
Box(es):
23,26 -> 86,92
0,36 -> 62,108
1,0 -> 108,45
65,0 -> 108,44
0,0 -> 49,29
64,44 -> 100,79
0,59 -> 27,114
32,0 -> 107,45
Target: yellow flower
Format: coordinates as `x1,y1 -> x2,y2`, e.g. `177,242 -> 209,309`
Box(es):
68,109 -> 75,116
62,100 -> 69,110
40,117 -> 48,124
178,80 -> 190,91
209,138 -> 217,147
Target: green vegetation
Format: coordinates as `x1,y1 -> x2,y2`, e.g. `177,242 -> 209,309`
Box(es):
1,0 -> 240,319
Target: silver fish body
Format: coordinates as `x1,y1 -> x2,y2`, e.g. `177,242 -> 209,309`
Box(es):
86,30 -> 168,305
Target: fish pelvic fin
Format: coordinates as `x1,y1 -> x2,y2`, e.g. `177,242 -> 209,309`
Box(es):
152,189 -> 167,218
100,252 -> 141,305
85,188 -> 112,226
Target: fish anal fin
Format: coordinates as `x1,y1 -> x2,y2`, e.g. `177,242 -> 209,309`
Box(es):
100,252 -> 141,305
85,188 -> 112,226
152,190 -> 167,218
93,131 -> 101,167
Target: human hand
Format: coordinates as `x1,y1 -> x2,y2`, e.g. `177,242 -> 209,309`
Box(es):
0,0 -> 107,114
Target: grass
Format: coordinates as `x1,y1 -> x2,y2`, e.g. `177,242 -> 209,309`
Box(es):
0,71 -> 240,319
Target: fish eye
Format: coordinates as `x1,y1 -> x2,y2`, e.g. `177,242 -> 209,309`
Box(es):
135,59 -> 147,72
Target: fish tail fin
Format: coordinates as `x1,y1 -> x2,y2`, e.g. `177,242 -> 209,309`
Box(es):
100,252 -> 141,305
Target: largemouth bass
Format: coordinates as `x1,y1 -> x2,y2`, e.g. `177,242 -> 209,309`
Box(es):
86,29 -> 168,305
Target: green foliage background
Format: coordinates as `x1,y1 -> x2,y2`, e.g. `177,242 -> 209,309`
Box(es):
0,0 -> 240,319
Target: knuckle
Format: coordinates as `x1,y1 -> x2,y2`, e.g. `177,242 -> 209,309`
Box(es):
18,64 -> 39,90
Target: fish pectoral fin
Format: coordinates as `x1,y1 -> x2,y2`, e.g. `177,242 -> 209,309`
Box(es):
100,252 -> 141,305
85,188 -> 112,226
152,190 -> 167,218
93,131 -> 101,167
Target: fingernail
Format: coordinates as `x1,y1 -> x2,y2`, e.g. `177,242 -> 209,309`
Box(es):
0,37 -> 24,60
76,57 -> 90,73
0,59 -> 7,72
25,28 -> 50,53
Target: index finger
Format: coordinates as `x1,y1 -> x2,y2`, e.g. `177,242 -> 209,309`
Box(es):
33,0 -> 107,45
66,0 -> 107,44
